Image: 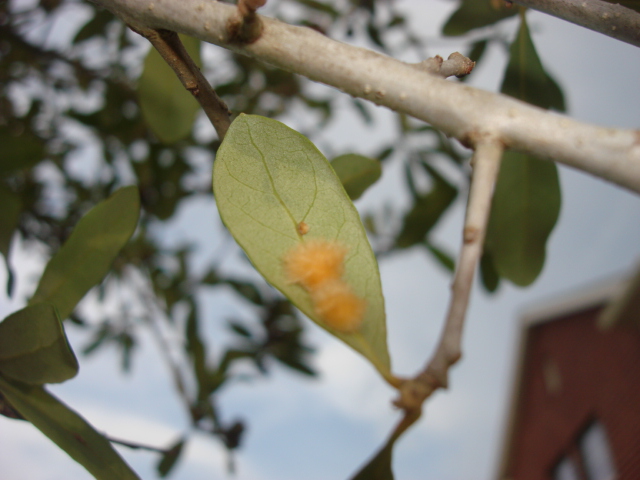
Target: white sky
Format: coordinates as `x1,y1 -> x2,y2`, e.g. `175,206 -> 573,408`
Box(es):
1,1 -> 640,479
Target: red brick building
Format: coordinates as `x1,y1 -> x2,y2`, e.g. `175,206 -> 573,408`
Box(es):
496,273 -> 640,480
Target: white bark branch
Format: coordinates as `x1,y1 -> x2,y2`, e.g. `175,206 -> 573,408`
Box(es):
514,0 -> 640,48
92,0 -> 640,193
394,140 -> 503,411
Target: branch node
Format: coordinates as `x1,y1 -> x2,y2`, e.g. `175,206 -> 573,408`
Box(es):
227,0 -> 267,44
410,52 -> 475,79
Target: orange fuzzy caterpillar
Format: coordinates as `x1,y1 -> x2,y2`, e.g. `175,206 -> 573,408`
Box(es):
283,239 -> 346,289
283,239 -> 365,333
310,280 -> 365,333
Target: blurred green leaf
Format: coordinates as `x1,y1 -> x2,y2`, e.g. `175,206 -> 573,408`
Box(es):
442,0 -> 518,36
157,438 -> 185,477
30,186 -> 140,320
185,305 -> 210,401
228,279 -> 264,305
0,376 -> 140,480
500,15 -> 565,111
485,151 -> 561,286
0,303 -> 78,385
331,154 -> 382,200
213,115 -> 392,381
0,185 -> 21,295
351,440 -> 394,480
479,251 -> 500,292
228,321 -> 253,338
602,0 -> 640,13
73,9 -> 114,44
395,163 -> 457,248
138,35 -> 201,144
425,242 -> 455,272
0,129 -> 45,173
483,15 -> 562,287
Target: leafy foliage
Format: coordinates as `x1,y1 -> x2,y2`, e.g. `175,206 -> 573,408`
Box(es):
0,0 -> 572,477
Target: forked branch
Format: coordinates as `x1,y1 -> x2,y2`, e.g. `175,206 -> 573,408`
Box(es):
91,0 -> 640,193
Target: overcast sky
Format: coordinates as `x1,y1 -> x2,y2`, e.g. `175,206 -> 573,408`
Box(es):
2,1 -> 640,480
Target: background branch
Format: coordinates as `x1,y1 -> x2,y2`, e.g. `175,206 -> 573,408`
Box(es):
513,0 -> 640,48
394,140 -> 504,412
92,0 -> 640,193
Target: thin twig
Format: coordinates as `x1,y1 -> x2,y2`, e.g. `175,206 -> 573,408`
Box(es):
394,139 -> 504,412
107,435 -> 166,453
129,26 -> 231,140
514,0 -> 640,48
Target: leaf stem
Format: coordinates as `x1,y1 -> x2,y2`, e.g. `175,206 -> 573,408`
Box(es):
130,26 -> 231,140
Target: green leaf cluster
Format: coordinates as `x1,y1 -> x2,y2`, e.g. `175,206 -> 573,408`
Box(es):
0,186 -> 141,479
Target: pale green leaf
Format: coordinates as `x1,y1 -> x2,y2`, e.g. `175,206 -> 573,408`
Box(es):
213,115 -> 392,381
138,35 -> 201,144
0,303 -> 78,384
330,154 -> 382,200
0,376 -> 140,480
30,186 -> 140,320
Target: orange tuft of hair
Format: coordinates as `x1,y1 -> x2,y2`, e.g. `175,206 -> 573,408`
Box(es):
283,239 -> 346,289
310,280 -> 365,333
283,238 -> 366,333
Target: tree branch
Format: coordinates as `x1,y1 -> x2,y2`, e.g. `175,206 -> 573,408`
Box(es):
128,25 -> 231,140
91,0 -> 640,193
513,0 -> 640,48
394,139 -> 504,412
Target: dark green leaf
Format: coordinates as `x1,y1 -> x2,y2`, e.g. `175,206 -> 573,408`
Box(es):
228,279 -> 264,305
350,438 -> 394,480
29,186 -> 140,320
484,16 -> 562,287
484,151 -> 561,286
73,9 -> 114,44
479,251 -> 500,292
157,438 -> 185,477
294,0 -> 340,18
425,242 -> 455,272
442,0 -> 518,36
229,321 -> 253,338
395,163 -> 457,248
331,154 -> 382,200
366,20 -> 385,49
185,306 -> 210,400
0,376 -> 140,480
213,115 -> 392,381
501,15 -> 565,111
351,98 -> 373,125
0,303 -> 78,385
0,185 -> 21,295
138,35 -> 201,144
0,129 -> 45,173
602,0 -> 640,13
